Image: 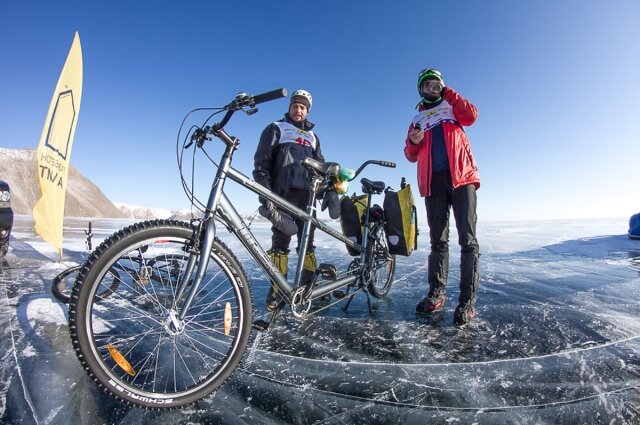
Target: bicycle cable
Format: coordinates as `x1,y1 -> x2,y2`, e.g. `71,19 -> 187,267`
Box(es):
175,107 -> 225,218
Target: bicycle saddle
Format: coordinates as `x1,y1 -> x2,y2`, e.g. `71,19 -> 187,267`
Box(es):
361,178 -> 386,194
302,158 -> 340,177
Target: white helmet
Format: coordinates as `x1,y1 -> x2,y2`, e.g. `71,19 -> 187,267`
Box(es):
290,89 -> 312,111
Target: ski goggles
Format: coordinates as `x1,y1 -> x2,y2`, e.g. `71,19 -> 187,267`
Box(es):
419,68 -> 442,79
417,68 -> 443,87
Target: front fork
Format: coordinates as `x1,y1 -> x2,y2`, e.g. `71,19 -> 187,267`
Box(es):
175,133 -> 237,322
175,218 -> 215,321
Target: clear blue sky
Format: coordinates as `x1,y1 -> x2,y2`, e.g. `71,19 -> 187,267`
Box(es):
1,0 -> 639,222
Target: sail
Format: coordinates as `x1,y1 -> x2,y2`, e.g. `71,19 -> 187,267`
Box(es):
32,32 -> 83,256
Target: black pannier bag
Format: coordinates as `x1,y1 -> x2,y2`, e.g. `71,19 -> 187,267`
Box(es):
339,193 -> 369,256
383,183 -> 418,256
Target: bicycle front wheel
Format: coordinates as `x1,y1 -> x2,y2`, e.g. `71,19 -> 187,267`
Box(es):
366,225 -> 396,298
68,220 -> 253,409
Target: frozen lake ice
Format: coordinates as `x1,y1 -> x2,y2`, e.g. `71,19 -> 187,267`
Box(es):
1,216 -> 639,424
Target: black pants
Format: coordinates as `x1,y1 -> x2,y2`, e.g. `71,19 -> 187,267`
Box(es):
272,189 -> 315,253
425,171 -> 479,307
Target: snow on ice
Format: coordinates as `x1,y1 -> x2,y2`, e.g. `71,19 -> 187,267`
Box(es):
1,216 -> 639,424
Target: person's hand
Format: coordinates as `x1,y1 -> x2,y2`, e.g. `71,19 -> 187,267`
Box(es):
408,127 -> 424,145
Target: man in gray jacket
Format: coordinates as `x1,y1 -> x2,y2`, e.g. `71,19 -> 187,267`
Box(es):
253,90 -> 325,311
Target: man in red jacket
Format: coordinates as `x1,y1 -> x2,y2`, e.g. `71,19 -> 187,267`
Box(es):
404,68 -> 480,326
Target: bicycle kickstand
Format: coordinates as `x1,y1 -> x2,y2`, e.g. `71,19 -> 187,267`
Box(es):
252,300 -> 286,333
342,290 -> 373,315
342,293 -> 354,312
365,291 -> 373,315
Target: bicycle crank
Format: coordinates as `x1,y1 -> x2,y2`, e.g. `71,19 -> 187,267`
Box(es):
290,287 -> 312,319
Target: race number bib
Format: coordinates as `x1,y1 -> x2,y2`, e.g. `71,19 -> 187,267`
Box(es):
412,101 -> 458,131
275,122 -> 317,150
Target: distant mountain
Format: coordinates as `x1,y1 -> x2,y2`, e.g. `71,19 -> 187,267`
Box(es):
114,203 -> 210,221
0,148 -> 263,220
0,148 -> 126,218
114,202 -> 173,220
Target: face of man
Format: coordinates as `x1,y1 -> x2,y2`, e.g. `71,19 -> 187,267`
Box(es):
420,77 -> 443,102
288,102 -> 308,123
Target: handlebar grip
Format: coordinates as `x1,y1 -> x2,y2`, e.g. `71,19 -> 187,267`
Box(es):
252,88 -> 288,105
376,160 -> 396,168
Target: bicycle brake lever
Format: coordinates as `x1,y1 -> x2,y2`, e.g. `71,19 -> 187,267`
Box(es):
229,93 -> 253,111
185,130 -> 200,149
185,126 -> 210,149
196,126 -> 211,147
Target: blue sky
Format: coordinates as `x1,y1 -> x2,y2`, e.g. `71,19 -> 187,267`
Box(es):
1,0 -> 639,222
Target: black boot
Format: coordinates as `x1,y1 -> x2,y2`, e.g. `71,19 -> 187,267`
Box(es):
454,252 -> 479,325
416,287 -> 446,314
417,250 -> 448,314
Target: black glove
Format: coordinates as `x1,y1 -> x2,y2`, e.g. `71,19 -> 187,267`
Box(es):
320,190 -> 341,219
259,200 -> 298,236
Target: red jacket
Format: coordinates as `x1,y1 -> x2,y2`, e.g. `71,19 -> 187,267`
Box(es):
404,87 -> 480,197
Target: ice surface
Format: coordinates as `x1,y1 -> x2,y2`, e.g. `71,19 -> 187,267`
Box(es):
1,216 -> 639,424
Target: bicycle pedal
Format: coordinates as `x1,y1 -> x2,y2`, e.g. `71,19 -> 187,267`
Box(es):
317,263 -> 338,280
332,289 -> 347,299
252,320 -> 270,332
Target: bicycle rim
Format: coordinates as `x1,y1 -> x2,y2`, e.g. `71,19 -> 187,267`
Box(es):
69,221 -> 252,409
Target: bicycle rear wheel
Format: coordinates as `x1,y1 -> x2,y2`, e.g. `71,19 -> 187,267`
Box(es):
366,225 -> 396,298
68,220 -> 253,409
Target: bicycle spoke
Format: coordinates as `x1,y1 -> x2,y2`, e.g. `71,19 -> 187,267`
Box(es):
70,222 -> 252,408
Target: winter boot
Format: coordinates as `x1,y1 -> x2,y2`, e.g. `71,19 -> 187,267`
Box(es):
266,249 -> 288,311
453,304 -> 476,326
416,286 -> 446,315
453,252 -> 479,326
458,252 -> 479,307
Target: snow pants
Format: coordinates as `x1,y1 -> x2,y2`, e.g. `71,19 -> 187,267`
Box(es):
425,171 -> 480,308
271,188 -> 316,254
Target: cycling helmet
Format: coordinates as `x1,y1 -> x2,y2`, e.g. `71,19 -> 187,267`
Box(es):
290,89 -> 312,111
417,68 -> 444,94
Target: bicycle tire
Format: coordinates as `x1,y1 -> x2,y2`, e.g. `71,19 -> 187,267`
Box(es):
52,265 -> 121,304
366,225 -> 396,298
68,220 -> 253,410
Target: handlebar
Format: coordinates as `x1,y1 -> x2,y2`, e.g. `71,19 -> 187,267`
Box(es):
252,88 -> 288,105
351,160 -> 396,180
214,88 -> 288,132
185,88 -> 288,148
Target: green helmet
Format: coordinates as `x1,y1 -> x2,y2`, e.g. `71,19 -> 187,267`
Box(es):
417,68 -> 444,94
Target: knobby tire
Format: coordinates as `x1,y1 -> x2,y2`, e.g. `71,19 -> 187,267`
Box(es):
68,220 -> 253,409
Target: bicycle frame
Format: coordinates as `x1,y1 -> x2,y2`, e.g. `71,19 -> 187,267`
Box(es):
175,123 -> 374,319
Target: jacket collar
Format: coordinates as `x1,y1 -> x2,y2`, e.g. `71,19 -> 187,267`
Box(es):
417,98 -> 444,111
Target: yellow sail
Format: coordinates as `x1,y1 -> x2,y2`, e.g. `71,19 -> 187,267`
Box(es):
32,32 -> 83,256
